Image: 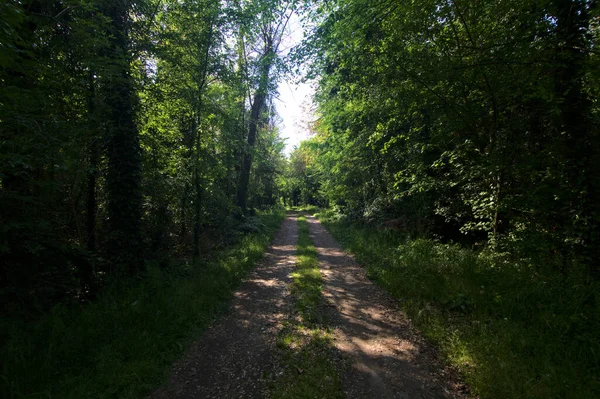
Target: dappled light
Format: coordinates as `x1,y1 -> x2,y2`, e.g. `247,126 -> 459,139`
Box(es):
306,216 -> 463,398
152,214 -> 298,398
2,0 -> 598,397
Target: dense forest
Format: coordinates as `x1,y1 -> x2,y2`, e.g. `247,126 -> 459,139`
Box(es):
289,0 -> 600,271
285,1 -> 600,396
1,0 -> 599,398
1,0 -> 291,305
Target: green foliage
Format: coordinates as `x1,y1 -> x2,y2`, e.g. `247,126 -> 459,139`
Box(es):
319,212 -> 600,398
0,0 -> 292,394
291,0 -> 600,272
281,140 -> 328,208
248,118 -> 287,209
0,0 -> 290,306
1,210 -> 284,398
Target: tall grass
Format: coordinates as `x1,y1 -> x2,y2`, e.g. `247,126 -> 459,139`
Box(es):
317,210 -> 600,399
1,210 -> 284,399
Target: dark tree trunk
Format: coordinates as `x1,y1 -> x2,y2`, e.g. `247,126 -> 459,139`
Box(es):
193,117 -> 202,257
235,33 -> 274,214
101,1 -> 143,276
552,0 -> 599,272
235,89 -> 267,213
80,72 -> 99,296
86,142 -> 98,252
180,182 -> 189,244
86,72 -> 98,253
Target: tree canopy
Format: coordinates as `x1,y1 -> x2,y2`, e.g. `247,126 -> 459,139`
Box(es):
0,0 -> 293,305
1,0 -> 600,397
285,0 -> 599,275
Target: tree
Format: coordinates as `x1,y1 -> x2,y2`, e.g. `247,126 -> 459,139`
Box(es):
0,0 -> 289,307
235,0 -> 294,213
294,0 -> 599,270
98,0 -> 144,275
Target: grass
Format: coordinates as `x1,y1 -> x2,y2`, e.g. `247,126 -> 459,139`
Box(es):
289,205 -> 320,215
316,209 -> 600,399
270,215 -> 344,399
1,209 -> 285,399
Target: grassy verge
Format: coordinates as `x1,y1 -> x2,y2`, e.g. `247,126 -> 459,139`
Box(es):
270,215 -> 344,399
1,209 -> 285,399
316,209 -> 600,399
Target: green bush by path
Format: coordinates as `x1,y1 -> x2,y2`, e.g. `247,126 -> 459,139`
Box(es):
317,210 -> 600,399
1,209 -> 285,399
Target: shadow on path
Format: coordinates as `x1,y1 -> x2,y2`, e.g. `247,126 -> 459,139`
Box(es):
150,214 -> 299,399
307,215 -> 467,399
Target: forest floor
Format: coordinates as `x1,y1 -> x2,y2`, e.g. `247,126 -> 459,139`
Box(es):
150,212 -> 467,398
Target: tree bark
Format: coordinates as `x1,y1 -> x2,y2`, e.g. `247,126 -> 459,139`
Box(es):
86,72 -> 98,253
101,1 -> 143,276
552,0 -> 599,272
193,116 -> 202,257
236,89 -> 267,213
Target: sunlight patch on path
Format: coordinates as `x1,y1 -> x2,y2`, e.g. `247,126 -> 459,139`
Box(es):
150,215 -> 299,399
306,215 -> 466,399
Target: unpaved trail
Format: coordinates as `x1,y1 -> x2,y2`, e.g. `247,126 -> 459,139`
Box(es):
151,212 -> 466,398
306,215 -> 467,399
150,214 -> 298,399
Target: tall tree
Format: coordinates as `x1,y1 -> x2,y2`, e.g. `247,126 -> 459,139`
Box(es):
235,0 -> 293,213
293,0 -> 599,271
550,0 -> 599,271
99,0 -> 143,275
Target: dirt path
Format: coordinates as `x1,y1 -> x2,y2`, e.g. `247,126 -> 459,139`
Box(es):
151,213 -> 466,398
306,215 -> 467,399
150,214 -> 298,399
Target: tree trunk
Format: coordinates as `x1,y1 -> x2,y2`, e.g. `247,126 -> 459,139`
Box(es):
553,0 -> 599,272
193,117 -> 202,257
102,1 -> 143,276
86,72 -> 98,253
235,89 -> 267,213
180,183 -> 189,244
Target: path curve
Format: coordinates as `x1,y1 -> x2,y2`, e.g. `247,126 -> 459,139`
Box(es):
150,214 -> 298,399
307,215 -> 467,398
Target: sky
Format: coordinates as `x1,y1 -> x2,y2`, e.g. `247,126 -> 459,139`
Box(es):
274,80 -> 314,155
273,13 -> 315,155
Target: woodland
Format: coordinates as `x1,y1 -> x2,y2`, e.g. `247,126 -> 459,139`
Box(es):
1,0 -> 599,398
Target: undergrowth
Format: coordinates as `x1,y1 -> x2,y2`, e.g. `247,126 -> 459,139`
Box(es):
317,209 -> 600,399
1,209 -> 285,399
270,215 -> 343,399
